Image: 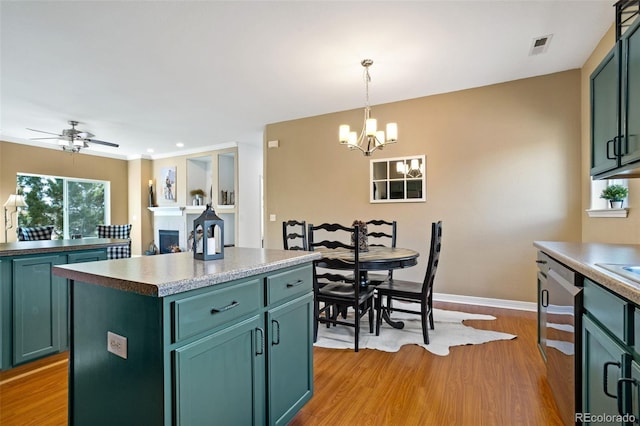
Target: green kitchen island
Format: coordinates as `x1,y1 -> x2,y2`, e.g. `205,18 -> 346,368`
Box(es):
53,247 -> 320,426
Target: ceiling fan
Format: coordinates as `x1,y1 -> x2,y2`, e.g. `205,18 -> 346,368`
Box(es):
27,120 -> 119,153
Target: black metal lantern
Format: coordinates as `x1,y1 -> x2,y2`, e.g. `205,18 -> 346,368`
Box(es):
193,204 -> 224,260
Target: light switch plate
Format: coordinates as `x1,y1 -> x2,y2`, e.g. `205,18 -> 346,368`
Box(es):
107,331 -> 128,359
269,214 -> 276,222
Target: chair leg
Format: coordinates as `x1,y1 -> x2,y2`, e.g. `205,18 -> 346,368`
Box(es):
354,308 -> 360,352
429,309 -> 435,330
375,294 -> 382,336
368,299 -> 374,334
421,305 -> 429,345
313,299 -> 319,343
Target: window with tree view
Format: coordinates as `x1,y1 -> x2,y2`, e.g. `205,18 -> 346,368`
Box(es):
17,174 -> 110,239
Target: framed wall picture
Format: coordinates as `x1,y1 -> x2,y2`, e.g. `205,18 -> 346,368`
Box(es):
161,166 -> 176,201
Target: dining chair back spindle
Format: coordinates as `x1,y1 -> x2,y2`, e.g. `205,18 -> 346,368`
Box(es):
282,220 -> 308,251
374,221 -> 443,344
365,219 -> 397,284
308,222 -> 375,352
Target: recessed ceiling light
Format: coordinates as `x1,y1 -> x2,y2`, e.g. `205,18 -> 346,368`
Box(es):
147,148 -> 154,153
176,142 -> 184,148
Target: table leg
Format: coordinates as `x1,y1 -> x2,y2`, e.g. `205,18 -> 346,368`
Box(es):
382,309 -> 405,329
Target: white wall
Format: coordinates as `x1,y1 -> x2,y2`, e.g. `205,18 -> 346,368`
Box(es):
238,141 -> 263,248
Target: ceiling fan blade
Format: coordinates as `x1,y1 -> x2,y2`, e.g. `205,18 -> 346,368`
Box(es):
86,138 -> 119,148
30,137 -> 62,140
27,128 -> 62,137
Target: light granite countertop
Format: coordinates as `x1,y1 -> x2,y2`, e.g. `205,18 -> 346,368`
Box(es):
0,238 -> 129,257
53,247 -> 321,297
534,241 -> 640,305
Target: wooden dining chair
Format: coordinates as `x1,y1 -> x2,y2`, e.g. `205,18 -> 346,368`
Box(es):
365,219 -> 397,285
308,222 -> 375,352
282,220 -> 308,251
374,221 -> 442,344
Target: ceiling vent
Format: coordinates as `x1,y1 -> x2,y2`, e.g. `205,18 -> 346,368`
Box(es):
529,34 -> 553,56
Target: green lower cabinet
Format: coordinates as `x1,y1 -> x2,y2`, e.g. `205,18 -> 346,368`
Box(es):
267,293 -> 313,426
628,361 -> 640,423
174,315 -> 266,425
583,315 -> 630,425
12,255 -> 67,365
0,248 -> 108,370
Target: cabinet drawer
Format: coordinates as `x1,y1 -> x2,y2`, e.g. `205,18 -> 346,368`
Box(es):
67,250 -> 107,264
267,264 -> 312,305
584,279 -> 630,343
173,278 -> 262,342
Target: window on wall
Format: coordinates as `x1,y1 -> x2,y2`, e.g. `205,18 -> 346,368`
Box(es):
17,173 -> 111,239
370,155 -> 426,203
587,178 -> 629,217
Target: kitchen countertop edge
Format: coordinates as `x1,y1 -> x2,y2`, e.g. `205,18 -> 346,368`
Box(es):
534,241 -> 640,305
54,248 -> 321,297
0,238 -> 129,257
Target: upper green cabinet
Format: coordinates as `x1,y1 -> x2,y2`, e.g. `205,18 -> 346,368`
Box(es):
590,44 -> 620,177
591,18 -> 640,179
621,19 -> 640,167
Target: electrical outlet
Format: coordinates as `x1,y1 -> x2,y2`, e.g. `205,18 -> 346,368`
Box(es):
107,331 -> 128,359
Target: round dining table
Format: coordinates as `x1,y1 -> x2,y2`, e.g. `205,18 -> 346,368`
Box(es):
316,246 -> 419,276
314,245 -> 420,328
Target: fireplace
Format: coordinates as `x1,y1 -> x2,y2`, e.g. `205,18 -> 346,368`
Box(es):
158,230 -> 180,254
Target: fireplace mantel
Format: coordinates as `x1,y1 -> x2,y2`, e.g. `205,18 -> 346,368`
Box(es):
148,206 -> 205,216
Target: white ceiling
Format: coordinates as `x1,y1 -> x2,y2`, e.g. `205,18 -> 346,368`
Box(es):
0,0 -> 615,160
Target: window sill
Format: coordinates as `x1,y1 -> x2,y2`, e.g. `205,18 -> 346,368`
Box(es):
586,208 -> 629,218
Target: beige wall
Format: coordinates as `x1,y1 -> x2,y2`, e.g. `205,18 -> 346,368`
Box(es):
128,158 -> 154,255
0,141 -> 130,242
265,70 -> 583,303
581,25 -> 640,243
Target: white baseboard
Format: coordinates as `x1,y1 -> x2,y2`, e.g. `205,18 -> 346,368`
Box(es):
433,292 -> 536,312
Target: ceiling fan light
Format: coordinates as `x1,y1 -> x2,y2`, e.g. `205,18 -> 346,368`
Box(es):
58,139 -> 67,146
73,139 -> 84,147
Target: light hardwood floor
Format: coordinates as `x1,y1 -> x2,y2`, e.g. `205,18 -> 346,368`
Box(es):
0,302 -> 562,426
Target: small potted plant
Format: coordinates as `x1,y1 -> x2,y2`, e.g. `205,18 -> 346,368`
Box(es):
190,189 -> 206,205
600,184 -> 629,208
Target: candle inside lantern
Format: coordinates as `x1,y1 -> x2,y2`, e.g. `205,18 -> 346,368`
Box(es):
207,237 -> 216,254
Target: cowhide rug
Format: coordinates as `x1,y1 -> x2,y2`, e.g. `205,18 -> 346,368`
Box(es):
314,301 -> 517,356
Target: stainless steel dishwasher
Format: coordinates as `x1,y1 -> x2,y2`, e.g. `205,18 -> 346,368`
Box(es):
537,252 -> 583,426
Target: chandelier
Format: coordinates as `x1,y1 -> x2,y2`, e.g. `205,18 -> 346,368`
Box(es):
339,59 -> 397,156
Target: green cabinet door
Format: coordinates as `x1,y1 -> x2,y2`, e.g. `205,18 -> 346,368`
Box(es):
583,315 -> 629,424
591,44 -> 621,177
621,19 -> 640,166
625,360 -> 640,423
267,293 -> 314,426
12,254 -> 66,365
174,315 -> 266,425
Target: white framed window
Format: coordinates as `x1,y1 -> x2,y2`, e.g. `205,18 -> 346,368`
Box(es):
587,178 -> 629,218
17,173 -> 111,238
370,155 -> 426,203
